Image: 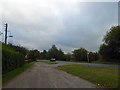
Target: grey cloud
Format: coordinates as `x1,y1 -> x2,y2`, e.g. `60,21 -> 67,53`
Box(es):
54,2 -> 117,52
1,2 -> 118,53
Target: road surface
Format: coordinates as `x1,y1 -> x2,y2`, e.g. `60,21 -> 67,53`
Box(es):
3,62 -> 97,88
55,61 -> 119,68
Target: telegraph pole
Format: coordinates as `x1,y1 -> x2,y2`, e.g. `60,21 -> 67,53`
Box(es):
5,23 -> 8,44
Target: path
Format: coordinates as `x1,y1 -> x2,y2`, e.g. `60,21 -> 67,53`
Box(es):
3,62 -> 97,88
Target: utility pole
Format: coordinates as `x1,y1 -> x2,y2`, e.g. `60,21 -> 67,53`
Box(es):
4,23 -> 8,44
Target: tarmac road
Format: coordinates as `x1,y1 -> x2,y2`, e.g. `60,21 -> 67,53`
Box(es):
55,61 -> 119,68
3,62 -> 98,88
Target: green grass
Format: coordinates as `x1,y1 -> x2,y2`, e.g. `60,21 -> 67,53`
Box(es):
39,60 -> 57,64
91,60 -> 120,65
3,62 -> 35,85
57,64 -> 119,88
47,61 -> 57,64
69,59 -> 120,65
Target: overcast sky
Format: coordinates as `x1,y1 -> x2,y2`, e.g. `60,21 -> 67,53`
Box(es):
0,0 -> 118,53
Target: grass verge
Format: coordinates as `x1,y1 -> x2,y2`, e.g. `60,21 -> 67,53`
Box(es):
91,60 -> 120,65
3,62 -> 35,85
57,64 -> 119,88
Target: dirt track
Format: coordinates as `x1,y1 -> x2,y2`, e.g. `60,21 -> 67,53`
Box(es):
3,62 -> 97,88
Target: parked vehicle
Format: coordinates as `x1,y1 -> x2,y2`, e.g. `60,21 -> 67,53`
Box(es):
50,58 -> 56,62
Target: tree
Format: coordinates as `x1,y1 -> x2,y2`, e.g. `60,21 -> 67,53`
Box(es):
27,50 -> 40,61
88,52 -> 98,62
47,45 -> 58,59
65,53 -> 71,61
40,50 -> 48,59
99,26 -> 120,62
73,48 -> 87,62
58,49 -> 65,60
47,45 -> 65,60
99,44 -> 109,60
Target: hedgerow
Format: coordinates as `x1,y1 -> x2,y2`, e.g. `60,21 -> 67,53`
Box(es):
2,43 -> 25,74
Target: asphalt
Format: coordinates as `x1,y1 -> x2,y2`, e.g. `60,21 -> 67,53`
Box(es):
3,62 -> 98,88
55,61 -> 119,68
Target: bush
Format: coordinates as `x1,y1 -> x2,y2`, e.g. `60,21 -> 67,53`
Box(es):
27,50 -> 40,61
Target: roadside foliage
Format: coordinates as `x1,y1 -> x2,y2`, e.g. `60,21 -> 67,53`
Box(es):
2,43 -> 25,74
99,26 -> 120,62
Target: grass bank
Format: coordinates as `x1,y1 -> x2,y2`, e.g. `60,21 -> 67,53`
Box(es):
57,64 -> 119,88
3,62 -> 35,85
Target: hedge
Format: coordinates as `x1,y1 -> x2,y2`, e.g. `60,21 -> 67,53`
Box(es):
2,44 -> 25,74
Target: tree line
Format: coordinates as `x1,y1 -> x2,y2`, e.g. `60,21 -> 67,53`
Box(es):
27,45 -> 99,62
27,25 -> 120,63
